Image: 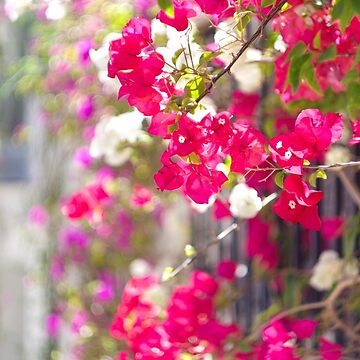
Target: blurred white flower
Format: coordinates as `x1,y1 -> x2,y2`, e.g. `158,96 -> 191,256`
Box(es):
45,0 -> 66,20
229,183 -> 262,218
310,250 -> 343,291
325,145 -> 351,165
274,35 -> 287,53
129,258 -> 152,278
4,0 -> 33,21
90,111 -> 148,166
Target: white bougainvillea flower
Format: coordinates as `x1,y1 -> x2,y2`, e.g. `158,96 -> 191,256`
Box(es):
129,258 -> 152,278
90,111 -> 148,167
229,183 -> 263,218
325,145 -> 351,165
310,250 -> 343,291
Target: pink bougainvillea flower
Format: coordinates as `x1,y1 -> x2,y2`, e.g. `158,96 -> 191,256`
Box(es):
227,124 -> 268,173
76,96 -> 94,121
28,205 -> 48,226
228,90 -> 260,118
62,191 -> 91,219
247,216 -> 279,270
270,109 -> 343,172
213,198 -> 232,220
74,146 -> 93,168
274,191 -> 322,230
283,174 -> 323,206
169,114 -> 206,157
157,0 -> 198,31
110,271 -> 239,358
194,0 -> 229,15
321,216 -> 344,241
59,225 -> 89,262
349,119 -> 360,145
108,16 -> 152,73
46,313 -> 61,338
273,175 -> 323,230
147,111 -> 177,139
216,259 -> 237,281
269,133 -> 305,175
76,38 -> 95,66
61,183 -> 110,220
130,184 -> 153,208
50,255 -> 65,282
320,337 -> 343,360
154,151 -> 187,191
294,109 -> 343,157
200,111 -> 234,149
261,318 -> 317,360
184,164 -> 228,204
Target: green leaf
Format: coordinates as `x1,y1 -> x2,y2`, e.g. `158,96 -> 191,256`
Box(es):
317,45 -> 337,62
198,51 -> 221,67
172,48 -> 185,65
309,169 -> 327,187
261,0 -> 275,7
185,76 -> 206,99
350,0 -> 360,14
302,57 -> 321,93
303,159 -> 310,166
236,12 -> 253,33
332,0 -> 357,31
313,31 -> 321,49
287,41 -> 306,61
288,53 -> 311,92
157,0 -> 174,17
274,171 -> 285,189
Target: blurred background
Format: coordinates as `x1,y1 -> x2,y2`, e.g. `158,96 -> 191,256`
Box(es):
1,1 -> 359,360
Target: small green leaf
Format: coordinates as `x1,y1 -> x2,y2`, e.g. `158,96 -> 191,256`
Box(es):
288,53 -> 311,92
185,76 -> 206,99
236,12 -> 253,33
313,31 -> 321,49
309,169 -> 327,187
157,0 -> 174,17
302,57 -> 321,93
287,41 -> 306,60
261,0 -> 275,7
303,159 -> 310,166
172,48 -> 185,65
274,171 -> 285,189
198,51 -> 221,67
181,96 -> 197,112
317,45 -> 337,62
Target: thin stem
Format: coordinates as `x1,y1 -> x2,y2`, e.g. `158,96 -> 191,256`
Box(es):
246,160 -> 360,173
195,0 -> 288,103
337,169 -> 360,208
247,276 -> 360,342
163,222 -> 239,280
162,192 -> 278,281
